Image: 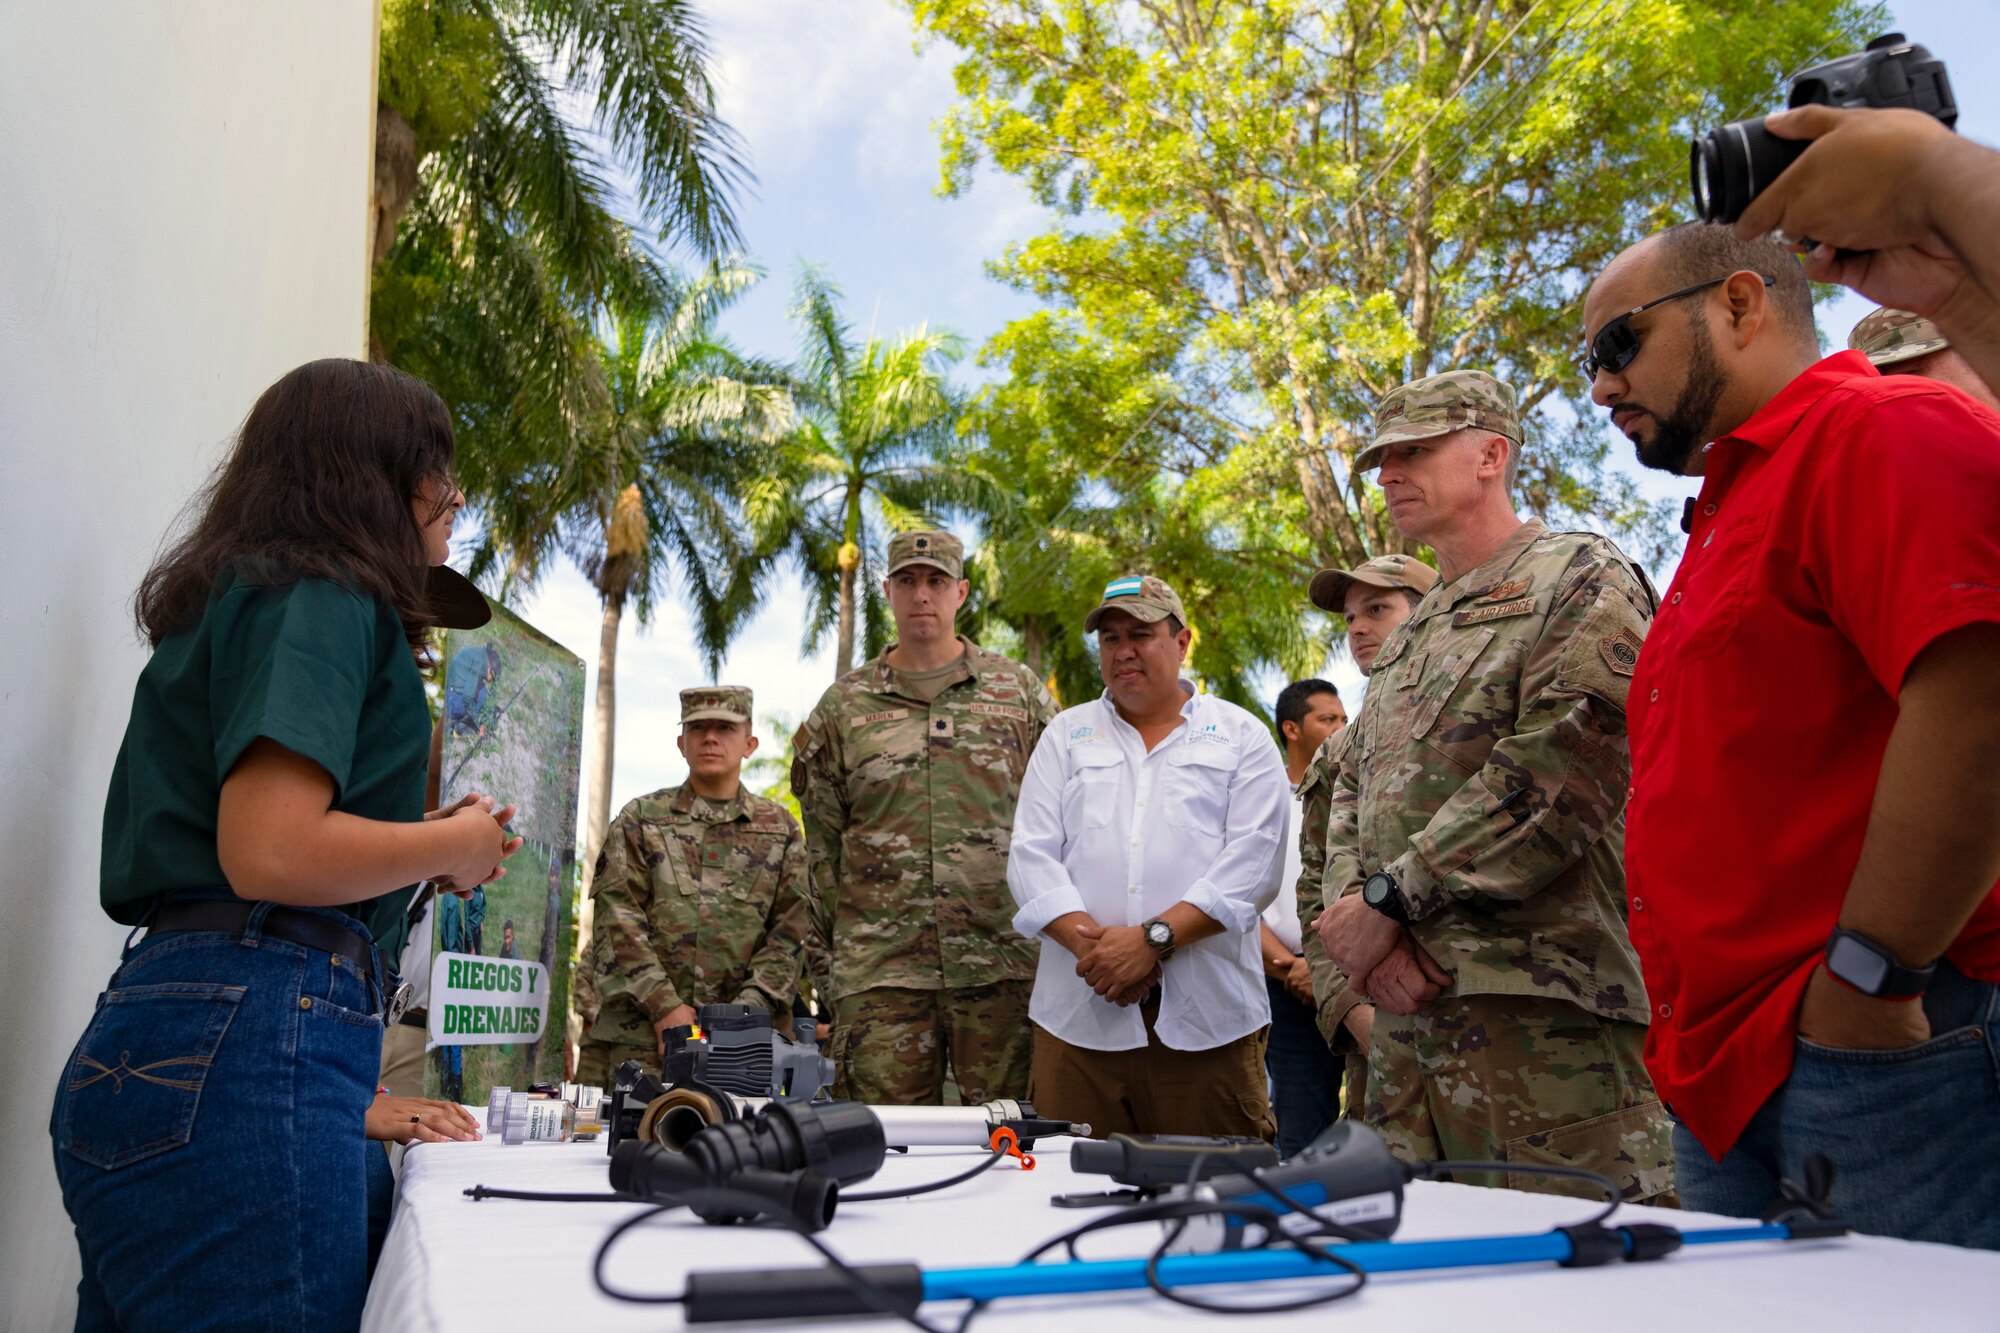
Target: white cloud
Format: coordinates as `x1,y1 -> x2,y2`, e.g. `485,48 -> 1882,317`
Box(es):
706,1 -> 958,183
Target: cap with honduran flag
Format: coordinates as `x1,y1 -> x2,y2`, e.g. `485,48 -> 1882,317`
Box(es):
1082,574 -> 1188,633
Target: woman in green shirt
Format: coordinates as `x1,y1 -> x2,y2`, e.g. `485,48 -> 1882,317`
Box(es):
49,359 -> 520,1331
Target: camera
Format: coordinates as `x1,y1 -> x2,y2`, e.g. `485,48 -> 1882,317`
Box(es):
1690,33 -> 1956,225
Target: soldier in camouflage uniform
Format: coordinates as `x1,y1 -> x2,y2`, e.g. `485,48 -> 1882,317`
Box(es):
577,686 -> 811,1088
1308,370 -> 1675,1203
791,530 -> 1058,1105
1848,306 -> 1999,412
1294,553 -> 1437,1120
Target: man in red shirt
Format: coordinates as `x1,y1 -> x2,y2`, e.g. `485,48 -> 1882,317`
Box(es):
1581,221 -> 2000,1248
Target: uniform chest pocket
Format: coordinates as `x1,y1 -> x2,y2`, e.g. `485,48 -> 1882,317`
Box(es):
1165,745 -> 1234,836
1669,513 -> 1770,664
644,829 -> 700,898
1409,627 -> 1499,741
1062,749 -> 1122,831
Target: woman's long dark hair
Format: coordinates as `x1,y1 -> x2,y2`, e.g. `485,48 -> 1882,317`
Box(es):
135,358 -> 458,660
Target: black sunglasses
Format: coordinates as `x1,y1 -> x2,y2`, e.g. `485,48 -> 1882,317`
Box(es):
1577,273 -> 1775,385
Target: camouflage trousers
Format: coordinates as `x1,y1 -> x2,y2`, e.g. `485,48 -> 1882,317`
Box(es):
575,1037 -> 659,1090
1364,993 -> 1676,1204
829,981 -> 1032,1105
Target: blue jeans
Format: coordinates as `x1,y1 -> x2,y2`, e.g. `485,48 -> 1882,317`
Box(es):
50,902 -> 389,1330
1264,974 -> 1341,1158
1673,960 -> 2000,1250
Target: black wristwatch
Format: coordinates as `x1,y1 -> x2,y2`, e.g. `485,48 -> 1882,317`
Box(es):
1362,869 -> 1410,924
1824,926 -> 1937,999
1142,917 -> 1177,962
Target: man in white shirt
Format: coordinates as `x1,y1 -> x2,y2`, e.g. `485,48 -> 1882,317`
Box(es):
1260,679 -> 1346,1156
1007,575 -> 1290,1138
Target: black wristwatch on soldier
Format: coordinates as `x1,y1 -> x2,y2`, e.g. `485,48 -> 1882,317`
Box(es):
1362,869 -> 1410,924
1824,925 -> 1937,999
1142,917 -> 1177,963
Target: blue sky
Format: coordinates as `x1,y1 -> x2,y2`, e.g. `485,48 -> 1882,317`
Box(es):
507,0 -> 1999,823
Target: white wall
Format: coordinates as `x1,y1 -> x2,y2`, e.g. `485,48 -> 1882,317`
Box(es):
0,3 -> 378,1325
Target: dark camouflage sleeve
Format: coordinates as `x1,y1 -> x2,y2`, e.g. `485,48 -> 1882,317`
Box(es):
1023,664 -> 1060,741
589,803 -> 683,1023
735,814 -> 811,1014
1393,552 -> 1649,920
1300,728 -> 1368,1053
790,706 -> 843,994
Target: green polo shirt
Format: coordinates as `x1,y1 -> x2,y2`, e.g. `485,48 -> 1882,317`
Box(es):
100,569 -> 430,958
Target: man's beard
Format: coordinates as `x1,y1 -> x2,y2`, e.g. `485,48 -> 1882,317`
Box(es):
1633,319 -> 1726,475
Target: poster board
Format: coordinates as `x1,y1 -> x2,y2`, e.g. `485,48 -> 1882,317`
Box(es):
425,599 -> 585,1103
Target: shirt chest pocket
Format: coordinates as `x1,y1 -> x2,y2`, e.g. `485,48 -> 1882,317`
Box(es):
1062,748 -> 1122,831
1410,627 -> 1501,739
1165,745 -> 1234,837
1668,513 -> 1771,665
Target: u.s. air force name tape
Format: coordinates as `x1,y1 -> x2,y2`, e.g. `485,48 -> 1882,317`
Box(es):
427,951 -> 550,1045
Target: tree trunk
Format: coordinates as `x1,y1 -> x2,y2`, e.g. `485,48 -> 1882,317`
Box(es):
835,561 -> 856,677
1022,613 -> 1045,675
581,590 -> 624,892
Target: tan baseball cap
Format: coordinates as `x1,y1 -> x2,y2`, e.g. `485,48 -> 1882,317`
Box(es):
1083,574 -> 1188,633
681,686 -> 751,725
1848,307 -> 1948,368
1308,552 -> 1440,614
1355,370 -> 1522,472
886,529 -> 964,579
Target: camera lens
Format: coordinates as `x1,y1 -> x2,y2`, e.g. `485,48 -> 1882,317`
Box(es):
1688,116 -> 1806,224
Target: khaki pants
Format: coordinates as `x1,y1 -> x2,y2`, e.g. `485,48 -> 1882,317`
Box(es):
379,1023 -> 428,1098
1366,993 -> 1676,1204
830,981 -> 1032,1105
1029,993 -> 1275,1141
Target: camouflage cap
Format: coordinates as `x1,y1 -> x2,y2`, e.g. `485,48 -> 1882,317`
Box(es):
1848,307 -> 1948,368
1083,574 -> 1188,633
681,685 -> 752,725
1355,370 -> 1522,472
1307,552 -> 1441,614
886,529 -> 964,579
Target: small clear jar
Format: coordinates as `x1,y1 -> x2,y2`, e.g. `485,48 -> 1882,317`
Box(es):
501,1091 -> 575,1144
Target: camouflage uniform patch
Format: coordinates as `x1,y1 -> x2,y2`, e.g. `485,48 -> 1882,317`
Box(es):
577,783 -> 810,1080
792,633 -> 1056,1103
1299,516 -> 1672,1195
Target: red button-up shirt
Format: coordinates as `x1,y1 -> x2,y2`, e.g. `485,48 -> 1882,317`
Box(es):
1626,351 -> 2000,1159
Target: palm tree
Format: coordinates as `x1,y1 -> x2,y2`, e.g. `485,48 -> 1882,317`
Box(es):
748,265 -> 979,678
371,0 -> 748,483
468,261 -> 793,878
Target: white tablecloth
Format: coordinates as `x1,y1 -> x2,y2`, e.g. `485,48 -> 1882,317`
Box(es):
363,1111 -> 1999,1332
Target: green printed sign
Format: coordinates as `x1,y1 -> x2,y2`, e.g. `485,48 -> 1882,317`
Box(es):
428,950 -> 551,1046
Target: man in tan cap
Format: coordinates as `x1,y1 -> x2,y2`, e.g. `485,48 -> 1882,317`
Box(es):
1849,307 -> 1999,413
1309,553 -> 1440,673
1302,370 -> 1674,1203
1289,550 -> 1441,1118
792,530 -> 1057,1105
1007,575 -> 1290,1137
577,686 -> 811,1086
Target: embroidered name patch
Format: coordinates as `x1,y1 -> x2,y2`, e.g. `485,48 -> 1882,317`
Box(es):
854,708 -> 910,725
1453,597 -> 1536,626
969,703 -> 1030,722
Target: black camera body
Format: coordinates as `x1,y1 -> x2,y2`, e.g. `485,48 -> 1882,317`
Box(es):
1691,33 -> 1956,224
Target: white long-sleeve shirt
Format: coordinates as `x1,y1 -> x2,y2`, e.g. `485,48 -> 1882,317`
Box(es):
1007,683 -> 1288,1051
1260,789 -> 1307,955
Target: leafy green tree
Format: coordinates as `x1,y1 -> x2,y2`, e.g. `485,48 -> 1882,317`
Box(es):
908,0 -> 1881,576
746,265 -> 985,677
468,262 -> 793,876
